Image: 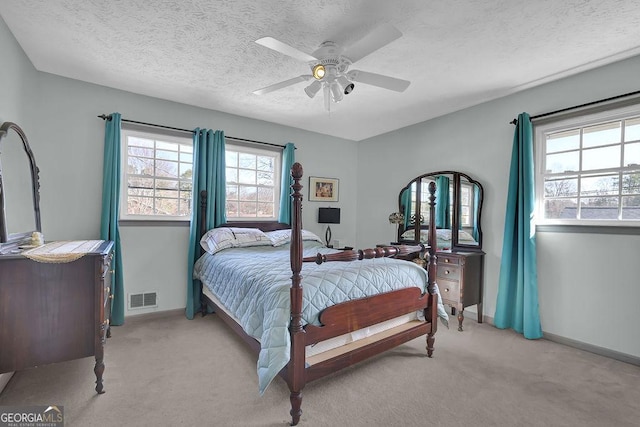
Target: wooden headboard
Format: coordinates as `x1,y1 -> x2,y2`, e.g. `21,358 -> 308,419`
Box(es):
198,190 -> 290,238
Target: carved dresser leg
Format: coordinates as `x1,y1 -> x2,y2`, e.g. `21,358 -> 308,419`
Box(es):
94,354 -> 105,394
457,309 -> 464,332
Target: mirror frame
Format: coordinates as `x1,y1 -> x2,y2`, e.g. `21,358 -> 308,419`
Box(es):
397,170 -> 484,251
0,121 -> 42,249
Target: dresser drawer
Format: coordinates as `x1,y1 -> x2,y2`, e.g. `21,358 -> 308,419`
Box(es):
439,254 -> 460,265
437,264 -> 460,281
438,279 -> 461,305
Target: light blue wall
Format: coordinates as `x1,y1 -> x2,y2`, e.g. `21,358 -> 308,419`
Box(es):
0,16 -> 358,318
356,55 -> 640,359
0,16 -> 37,126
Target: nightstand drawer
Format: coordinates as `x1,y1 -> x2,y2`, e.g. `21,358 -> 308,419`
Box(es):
437,264 -> 460,281
438,279 -> 460,304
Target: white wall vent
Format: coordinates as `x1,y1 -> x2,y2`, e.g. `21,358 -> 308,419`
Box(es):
128,292 -> 158,309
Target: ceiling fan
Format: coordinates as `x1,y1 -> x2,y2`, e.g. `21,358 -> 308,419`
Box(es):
252,23 -> 411,110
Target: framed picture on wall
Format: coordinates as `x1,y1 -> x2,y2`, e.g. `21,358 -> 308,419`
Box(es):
309,176 -> 339,202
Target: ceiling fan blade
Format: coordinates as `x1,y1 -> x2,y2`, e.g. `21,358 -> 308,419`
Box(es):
253,75 -> 312,96
348,70 -> 410,92
342,23 -> 402,63
255,37 -> 318,62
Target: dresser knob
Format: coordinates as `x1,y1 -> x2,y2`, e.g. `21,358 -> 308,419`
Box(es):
105,286 -> 110,294
444,270 -> 450,275
444,288 -> 449,292
444,258 -> 450,263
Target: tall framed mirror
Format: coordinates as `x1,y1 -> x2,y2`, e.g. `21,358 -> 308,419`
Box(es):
397,171 -> 483,251
0,122 -> 41,253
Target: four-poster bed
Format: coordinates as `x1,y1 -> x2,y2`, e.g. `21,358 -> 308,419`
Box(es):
193,162 -> 442,425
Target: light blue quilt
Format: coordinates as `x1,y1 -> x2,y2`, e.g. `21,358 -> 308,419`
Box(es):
193,241 -> 448,394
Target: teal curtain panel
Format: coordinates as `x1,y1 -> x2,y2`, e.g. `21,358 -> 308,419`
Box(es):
401,187 -> 412,232
435,175 -> 450,229
278,142 -> 296,224
100,113 -> 125,326
186,128 -> 226,319
494,112 -> 542,339
472,186 -> 481,241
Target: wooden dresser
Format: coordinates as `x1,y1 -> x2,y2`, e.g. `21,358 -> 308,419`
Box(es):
436,250 -> 484,331
0,240 -> 114,393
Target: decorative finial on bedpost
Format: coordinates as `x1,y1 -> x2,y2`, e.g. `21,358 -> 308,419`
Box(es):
288,162 -> 305,426
291,162 -> 303,181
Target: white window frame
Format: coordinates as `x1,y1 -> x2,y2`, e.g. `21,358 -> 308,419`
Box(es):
224,141 -> 281,222
535,102 -> 640,227
120,127 -> 193,221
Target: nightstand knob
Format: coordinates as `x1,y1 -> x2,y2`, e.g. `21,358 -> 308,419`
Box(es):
444,288 -> 449,292
444,258 -> 450,263
444,270 -> 450,275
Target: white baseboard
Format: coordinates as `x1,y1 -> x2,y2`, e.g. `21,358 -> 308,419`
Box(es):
482,314 -> 640,367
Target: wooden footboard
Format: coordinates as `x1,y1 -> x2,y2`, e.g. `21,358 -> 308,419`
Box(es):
285,162 -> 438,425
305,287 -> 430,344
302,288 -> 438,382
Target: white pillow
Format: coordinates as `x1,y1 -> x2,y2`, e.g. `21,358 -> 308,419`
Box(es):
437,229 -> 453,241
400,228 -> 429,242
265,229 -> 324,247
458,230 -> 477,242
400,228 -> 476,243
200,227 -> 272,255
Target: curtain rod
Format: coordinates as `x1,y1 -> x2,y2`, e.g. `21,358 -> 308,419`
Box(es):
97,114 -> 290,149
509,89 -> 640,125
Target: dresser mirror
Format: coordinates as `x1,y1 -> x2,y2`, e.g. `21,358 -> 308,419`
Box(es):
0,122 -> 41,252
397,171 -> 483,251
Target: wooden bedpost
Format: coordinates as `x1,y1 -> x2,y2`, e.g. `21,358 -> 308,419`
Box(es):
288,162 -> 305,426
426,181 -> 438,356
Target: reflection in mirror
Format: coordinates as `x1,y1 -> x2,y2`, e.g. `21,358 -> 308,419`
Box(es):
0,122 -> 41,252
397,171 -> 483,251
456,176 -> 480,247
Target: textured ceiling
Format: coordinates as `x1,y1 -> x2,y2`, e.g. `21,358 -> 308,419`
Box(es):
2,0 -> 640,141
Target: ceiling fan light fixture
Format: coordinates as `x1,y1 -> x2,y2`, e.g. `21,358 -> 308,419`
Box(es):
312,64 -> 325,80
253,24 -> 410,110
336,75 -> 355,95
304,80 -> 322,98
329,81 -> 343,103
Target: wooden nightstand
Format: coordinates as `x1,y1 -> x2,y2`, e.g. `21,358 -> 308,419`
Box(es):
436,250 -> 484,331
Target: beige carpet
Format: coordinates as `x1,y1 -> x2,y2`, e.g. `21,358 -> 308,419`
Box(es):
1,310 -> 638,427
